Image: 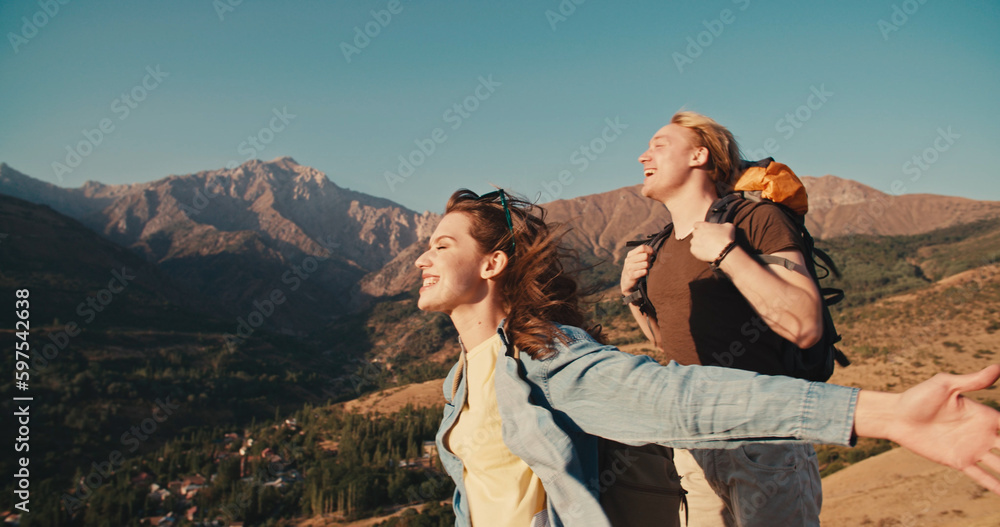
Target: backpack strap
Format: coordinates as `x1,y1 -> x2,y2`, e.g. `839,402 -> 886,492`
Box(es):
705,192 -> 851,376
623,223 -> 674,317
622,223 -> 674,347
707,195 -> 809,274
705,193 -> 742,224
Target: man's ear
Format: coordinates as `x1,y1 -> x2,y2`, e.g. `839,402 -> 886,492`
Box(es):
690,145 -> 710,168
481,250 -> 509,280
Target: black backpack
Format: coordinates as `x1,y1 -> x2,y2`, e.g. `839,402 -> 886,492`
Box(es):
623,158 -> 850,382
598,439 -> 686,527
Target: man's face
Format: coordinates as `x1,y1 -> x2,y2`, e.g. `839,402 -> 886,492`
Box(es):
413,212 -> 490,315
637,123 -> 700,201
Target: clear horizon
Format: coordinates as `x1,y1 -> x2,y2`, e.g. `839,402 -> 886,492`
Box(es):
1,0 -> 997,213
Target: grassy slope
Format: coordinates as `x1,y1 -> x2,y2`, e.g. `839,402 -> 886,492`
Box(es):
8,218 -> 1000,524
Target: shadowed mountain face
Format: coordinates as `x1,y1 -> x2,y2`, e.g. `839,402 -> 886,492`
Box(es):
0,194 -> 226,332
5,160 -> 1000,313
0,158 -> 437,330
340,175 -> 1000,299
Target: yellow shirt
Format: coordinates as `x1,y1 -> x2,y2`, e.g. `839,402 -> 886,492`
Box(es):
445,334 -> 546,526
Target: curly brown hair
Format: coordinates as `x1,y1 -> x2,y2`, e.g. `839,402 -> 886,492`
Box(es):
445,189 -> 604,359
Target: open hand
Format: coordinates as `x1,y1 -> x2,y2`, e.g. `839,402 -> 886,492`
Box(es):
888,365 -> 1000,495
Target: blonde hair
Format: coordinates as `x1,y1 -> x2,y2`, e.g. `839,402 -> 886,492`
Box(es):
671,111 -> 742,196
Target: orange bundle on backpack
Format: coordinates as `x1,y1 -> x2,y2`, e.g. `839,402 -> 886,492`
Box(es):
732,159 -> 809,216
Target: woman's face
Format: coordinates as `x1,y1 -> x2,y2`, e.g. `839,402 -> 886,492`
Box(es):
414,212 -> 492,315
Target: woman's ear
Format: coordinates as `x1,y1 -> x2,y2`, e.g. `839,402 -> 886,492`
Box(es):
481,250 -> 509,280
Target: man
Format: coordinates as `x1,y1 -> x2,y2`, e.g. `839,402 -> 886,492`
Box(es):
417,187 -> 1000,527
621,111 -> 825,526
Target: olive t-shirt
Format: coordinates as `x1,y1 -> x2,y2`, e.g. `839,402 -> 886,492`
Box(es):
646,201 -> 807,375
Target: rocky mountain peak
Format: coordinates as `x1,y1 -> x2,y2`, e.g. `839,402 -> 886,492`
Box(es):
801,175 -> 888,213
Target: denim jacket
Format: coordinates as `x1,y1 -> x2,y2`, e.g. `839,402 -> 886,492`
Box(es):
435,323 -> 859,527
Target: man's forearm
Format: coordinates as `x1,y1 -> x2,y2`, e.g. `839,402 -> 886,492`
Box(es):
627,302 -> 659,346
716,247 -> 822,347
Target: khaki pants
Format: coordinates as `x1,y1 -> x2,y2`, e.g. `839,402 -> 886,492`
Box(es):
675,448 -> 730,527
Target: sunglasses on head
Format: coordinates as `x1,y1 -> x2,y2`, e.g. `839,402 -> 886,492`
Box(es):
476,189 -> 515,252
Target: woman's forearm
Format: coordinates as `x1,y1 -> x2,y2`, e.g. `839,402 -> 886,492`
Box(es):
851,390 -> 900,442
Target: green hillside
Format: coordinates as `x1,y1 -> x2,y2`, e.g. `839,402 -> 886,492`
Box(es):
6,214 -> 1000,525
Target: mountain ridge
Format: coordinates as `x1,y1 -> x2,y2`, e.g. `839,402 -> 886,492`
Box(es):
1,158 -> 437,328
5,160 -> 1000,306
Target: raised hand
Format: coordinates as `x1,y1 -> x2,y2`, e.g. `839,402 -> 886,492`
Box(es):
689,221 -> 736,263
621,245 -> 655,296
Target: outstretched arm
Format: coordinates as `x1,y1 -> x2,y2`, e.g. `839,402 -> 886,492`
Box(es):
543,337 -> 1000,495
854,364 -> 1000,494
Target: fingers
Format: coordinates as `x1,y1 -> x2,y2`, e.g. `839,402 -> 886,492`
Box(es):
626,245 -> 654,258
622,246 -> 655,292
962,464 -> 1000,496
628,268 -> 648,279
979,450 -> 1000,475
623,246 -> 653,268
942,365 -> 1000,394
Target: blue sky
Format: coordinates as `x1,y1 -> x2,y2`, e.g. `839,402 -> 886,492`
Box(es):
1,0 -> 997,213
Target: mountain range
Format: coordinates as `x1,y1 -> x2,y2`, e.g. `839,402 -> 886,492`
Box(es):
3,158 -> 1000,328
1,158 -> 437,332
4,158 -> 1000,525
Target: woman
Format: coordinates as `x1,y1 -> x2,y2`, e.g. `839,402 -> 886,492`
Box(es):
415,188 -> 1000,527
